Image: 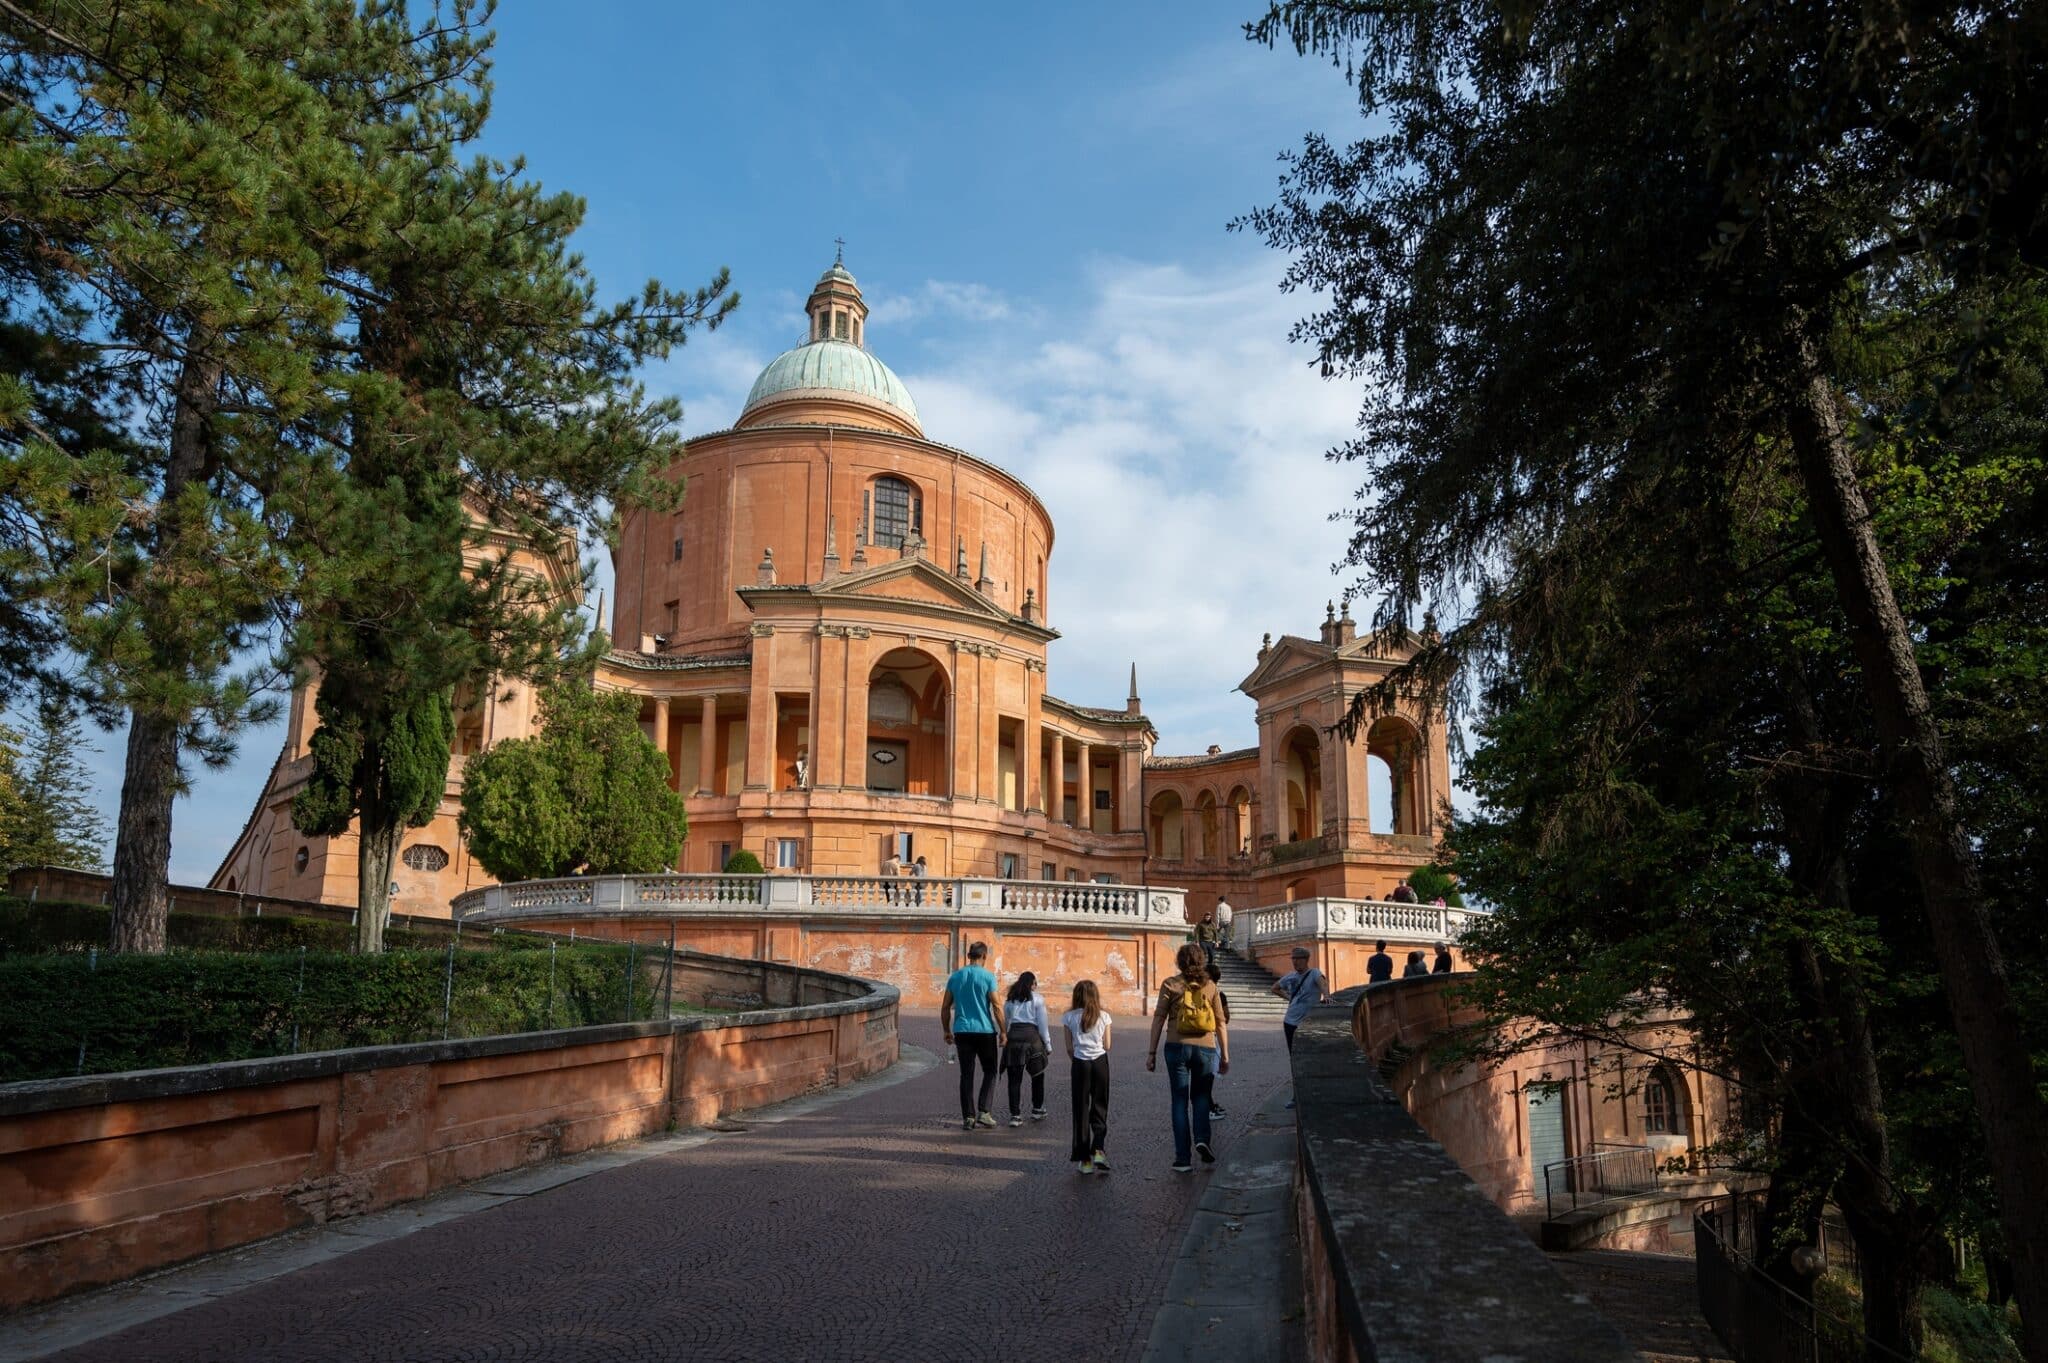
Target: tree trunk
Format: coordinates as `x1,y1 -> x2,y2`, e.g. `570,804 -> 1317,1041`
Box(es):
356,808 -> 400,954
107,343 -> 221,953
107,713 -> 176,952
1782,320 -> 2048,1362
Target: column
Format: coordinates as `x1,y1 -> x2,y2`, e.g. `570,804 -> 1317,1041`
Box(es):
1075,739 -> 1093,832
981,650 -> 1001,806
653,696 -> 672,791
1256,712 -> 1279,848
1023,666 -> 1044,813
1052,730 -> 1068,823
696,693 -> 718,796
745,626 -> 774,791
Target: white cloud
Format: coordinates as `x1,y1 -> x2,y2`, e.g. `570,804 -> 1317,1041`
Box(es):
898,254 -> 1367,755
866,280 -> 1016,327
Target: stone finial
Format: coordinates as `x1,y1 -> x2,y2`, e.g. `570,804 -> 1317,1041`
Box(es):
1259,632 -> 1272,659
975,542 -> 994,595
1423,609 -> 1440,640
955,536 -> 972,582
1126,662 -> 1142,715
593,587 -> 607,637
756,547 -> 776,587
903,530 -> 925,561
1336,596 -> 1357,645
1021,588 -> 1038,623
851,542 -> 868,570
822,518 -> 841,581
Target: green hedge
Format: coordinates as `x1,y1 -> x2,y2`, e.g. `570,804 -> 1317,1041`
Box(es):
0,898 -> 466,955
0,940 -> 670,1083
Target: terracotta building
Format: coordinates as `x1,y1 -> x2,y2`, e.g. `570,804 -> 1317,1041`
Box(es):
214,259 -> 1451,923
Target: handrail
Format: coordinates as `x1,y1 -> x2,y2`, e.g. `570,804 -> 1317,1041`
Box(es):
1542,1143 -> 1657,1221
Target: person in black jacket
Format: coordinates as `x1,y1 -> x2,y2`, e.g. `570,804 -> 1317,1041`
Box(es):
1432,943 -> 1454,974
1366,940 -> 1395,984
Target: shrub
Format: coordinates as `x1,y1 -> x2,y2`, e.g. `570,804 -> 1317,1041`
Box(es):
722,849 -> 764,875
1405,864 -> 1466,907
0,941 -> 667,1083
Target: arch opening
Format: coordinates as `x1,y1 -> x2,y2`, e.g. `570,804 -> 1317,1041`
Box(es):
1281,727 -> 1323,843
1365,715 -> 1425,836
1148,789 -> 1185,861
865,647 -> 949,796
1225,785 -> 1252,857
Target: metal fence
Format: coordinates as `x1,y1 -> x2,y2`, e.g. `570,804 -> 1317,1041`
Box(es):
1542,1142 -> 1658,1220
1694,1197 -> 1911,1363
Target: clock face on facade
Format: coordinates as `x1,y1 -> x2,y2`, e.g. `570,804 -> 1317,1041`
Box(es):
870,748 -> 898,765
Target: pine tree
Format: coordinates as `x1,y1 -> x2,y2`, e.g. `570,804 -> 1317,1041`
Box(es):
282,44 -> 732,951
0,0 -> 492,952
3,700 -> 108,871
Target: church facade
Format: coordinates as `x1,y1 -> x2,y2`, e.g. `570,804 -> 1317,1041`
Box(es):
214,261 -> 1450,921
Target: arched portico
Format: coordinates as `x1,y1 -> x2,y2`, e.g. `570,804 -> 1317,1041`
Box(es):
1365,715 -> 1425,835
1282,727 -> 1323,843
865,647 -> 949,797
1149,789 -> 1186,860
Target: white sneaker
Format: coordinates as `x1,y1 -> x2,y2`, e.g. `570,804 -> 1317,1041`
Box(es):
1009,1115 -> 1025,1127
1031,1107 -> 1048,1121
1077,1160 -> 1094,1175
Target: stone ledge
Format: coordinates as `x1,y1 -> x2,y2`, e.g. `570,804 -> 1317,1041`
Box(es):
1291,990 -> 1638,1362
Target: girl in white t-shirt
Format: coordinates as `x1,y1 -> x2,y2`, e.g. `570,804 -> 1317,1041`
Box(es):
1063,979 -> 1113,1175
1001,972 -> 1052,1125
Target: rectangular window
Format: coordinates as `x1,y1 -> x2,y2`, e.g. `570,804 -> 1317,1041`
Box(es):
664,600 -> 679,634
893,831 -> 914,862
1041,862 -> 1056,881
834,311 -> 848,340
776,838 -> 801,870
717,842 -> 733,871
671,535 -> 683,562
999,853 -> 1018,879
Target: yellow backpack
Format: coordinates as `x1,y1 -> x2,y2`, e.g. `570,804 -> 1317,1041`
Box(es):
1170,979 -> 1217,1036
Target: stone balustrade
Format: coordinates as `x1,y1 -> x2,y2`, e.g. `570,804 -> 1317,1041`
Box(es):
1237,897 -> 1482,952
455,873 -> 1187,929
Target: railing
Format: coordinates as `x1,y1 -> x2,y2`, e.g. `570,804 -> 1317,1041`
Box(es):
1542,1143 -> 1658,1220
1240,897 -> 1483,949
456,873 -> 1186,927
1695,1197 -> 1908,1363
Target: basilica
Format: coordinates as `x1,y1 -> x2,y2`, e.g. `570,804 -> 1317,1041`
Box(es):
213,259 -> 1450,922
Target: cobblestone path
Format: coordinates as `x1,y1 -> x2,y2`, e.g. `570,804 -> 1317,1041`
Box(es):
42,1013 -> 1293,1363
1548,1248 -> 1735,1363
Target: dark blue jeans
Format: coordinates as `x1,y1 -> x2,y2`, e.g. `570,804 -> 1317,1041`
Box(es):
1162,1041 -> 1216,1164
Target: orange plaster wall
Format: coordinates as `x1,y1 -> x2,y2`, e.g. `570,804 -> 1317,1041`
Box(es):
0,962 -> 896,1312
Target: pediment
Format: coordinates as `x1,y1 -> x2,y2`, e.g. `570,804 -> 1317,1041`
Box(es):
1238,635 -> 1334,693
813,556 -> 1011,618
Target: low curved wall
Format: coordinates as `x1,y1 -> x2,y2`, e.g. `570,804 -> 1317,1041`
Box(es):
0,950 -> 897,1312
458,873 -> 1193,1013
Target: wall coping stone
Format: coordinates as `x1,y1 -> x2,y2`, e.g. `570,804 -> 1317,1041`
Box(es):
1291,986 -> 1637,1362
0,955 -> 899,1119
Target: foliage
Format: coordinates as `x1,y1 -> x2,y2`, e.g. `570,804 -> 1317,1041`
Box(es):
0,702 -> 106,871
459,682 -> 686,882
0,899 -> 462,956
1242,2 -> 2048,1353
1921,1286 -> 2024,1363
721,849 -> 764,876
1404,864 -> 1462,908
0,939 -> 665,1083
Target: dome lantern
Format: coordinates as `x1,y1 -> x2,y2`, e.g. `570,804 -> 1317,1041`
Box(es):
807,245 -> 868,348
739,252 -> 921,436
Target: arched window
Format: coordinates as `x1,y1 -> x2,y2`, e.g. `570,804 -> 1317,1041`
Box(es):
1644,1066 -> 1681,1135
834,311 -> 849,340
872,477 -> 919,549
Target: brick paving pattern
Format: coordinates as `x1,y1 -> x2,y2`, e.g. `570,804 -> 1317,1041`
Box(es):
42,1013 -> 1293,1363
1548,1248 -> 1736,1363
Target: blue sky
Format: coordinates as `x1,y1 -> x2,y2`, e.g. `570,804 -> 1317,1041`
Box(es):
64,1 -> 1410,885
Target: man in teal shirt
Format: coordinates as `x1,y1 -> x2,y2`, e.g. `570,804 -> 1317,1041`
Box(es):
941,940 -> 1006,1130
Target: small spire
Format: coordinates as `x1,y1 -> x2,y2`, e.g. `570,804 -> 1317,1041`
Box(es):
1021,587 -> 1038,623
756,546 -> 776,587
822,517 -> 841,580
1128,663 -> 1139,701
955,536 -> 971,581
975,541 -> 993,595
1126,662 -> 1142,716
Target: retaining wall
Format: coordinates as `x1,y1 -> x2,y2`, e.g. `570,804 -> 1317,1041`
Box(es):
0,952 -> 897,1311
1289,993 -> 1638,1362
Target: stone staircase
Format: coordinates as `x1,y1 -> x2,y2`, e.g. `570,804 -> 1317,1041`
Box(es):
1211,946 -> 1291,1022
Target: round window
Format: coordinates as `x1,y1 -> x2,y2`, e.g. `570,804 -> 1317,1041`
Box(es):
293,847 -> 310,874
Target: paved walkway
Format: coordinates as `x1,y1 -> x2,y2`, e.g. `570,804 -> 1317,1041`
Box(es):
1548,1249 -> 1735,1363
16,1012 -> 1295,1363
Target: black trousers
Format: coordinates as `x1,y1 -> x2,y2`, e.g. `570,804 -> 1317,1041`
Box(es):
1005,1046 -> 1047,1117
956,1033 -> 999,1118
1069,1055 -> 1110,1160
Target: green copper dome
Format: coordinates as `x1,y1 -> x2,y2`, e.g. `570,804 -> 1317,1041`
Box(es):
741,339 -> 920,430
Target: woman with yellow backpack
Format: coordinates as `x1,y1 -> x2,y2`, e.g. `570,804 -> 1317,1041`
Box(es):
1146,943 -> 1231,1173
